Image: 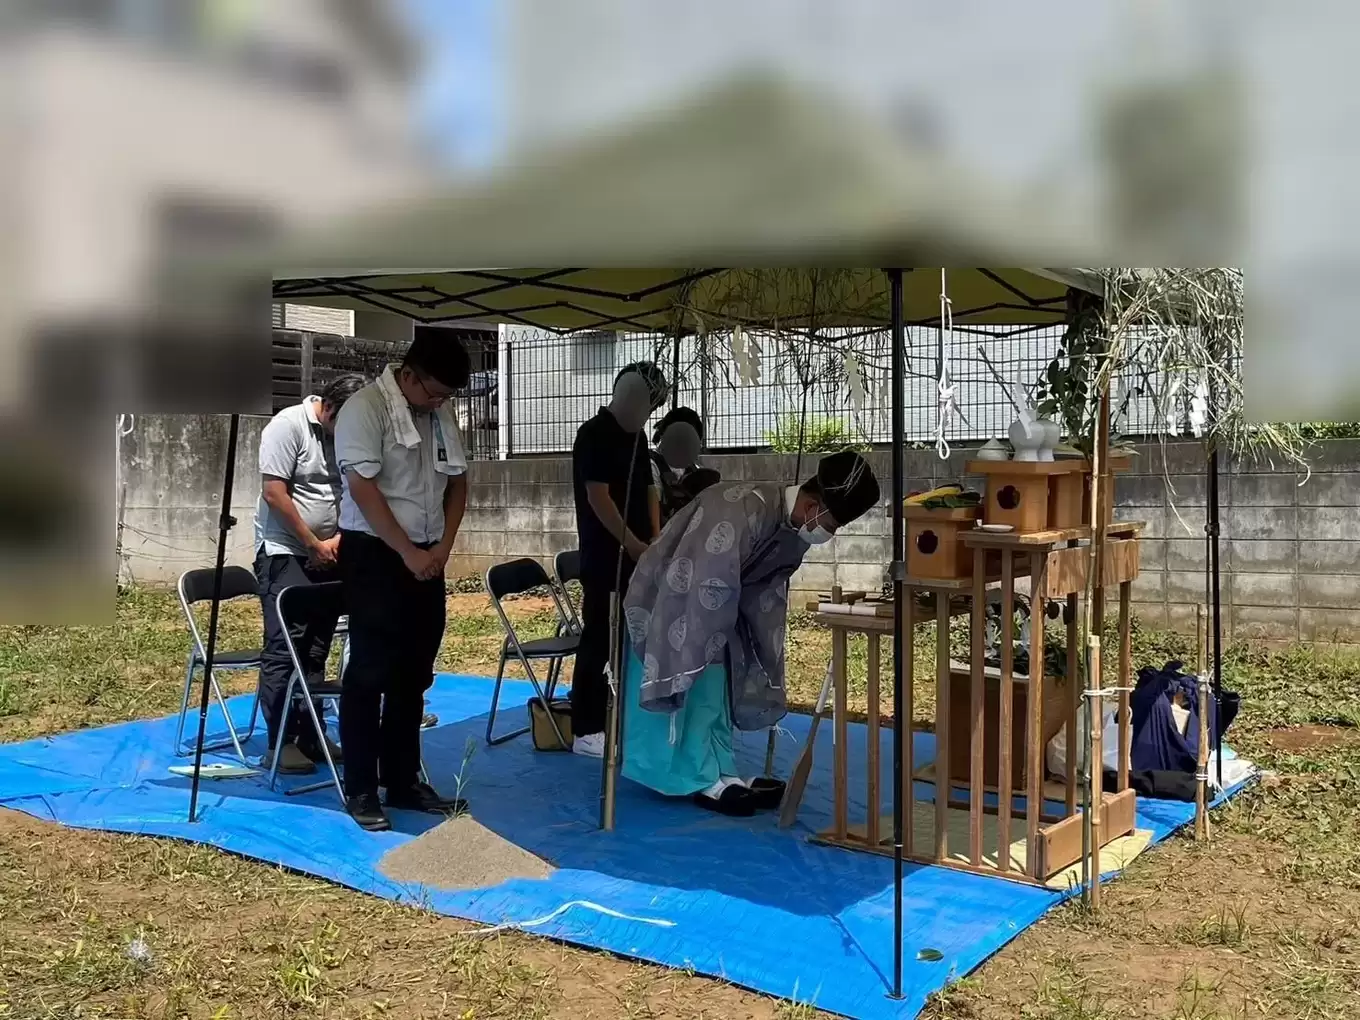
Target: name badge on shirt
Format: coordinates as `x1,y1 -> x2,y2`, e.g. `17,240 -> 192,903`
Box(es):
432,415 -> 448,465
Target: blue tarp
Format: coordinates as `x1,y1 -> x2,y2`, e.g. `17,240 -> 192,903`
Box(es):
0,674 -> 1247,1019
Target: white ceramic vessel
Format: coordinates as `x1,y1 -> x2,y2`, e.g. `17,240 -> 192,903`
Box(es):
1034,417 -> 1060,462
975,437 -> 1010,461
1008,416 -> 1042,462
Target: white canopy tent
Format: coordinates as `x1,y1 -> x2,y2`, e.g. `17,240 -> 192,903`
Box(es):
192,74 -> 1109,1002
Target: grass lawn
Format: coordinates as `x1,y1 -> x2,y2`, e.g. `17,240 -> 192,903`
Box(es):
1,584 -> 1359,1018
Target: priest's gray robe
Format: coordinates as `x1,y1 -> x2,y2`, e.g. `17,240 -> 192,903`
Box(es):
623,481 -> 811,732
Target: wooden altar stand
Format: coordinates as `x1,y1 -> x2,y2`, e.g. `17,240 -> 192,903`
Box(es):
798,458 -> 1145,887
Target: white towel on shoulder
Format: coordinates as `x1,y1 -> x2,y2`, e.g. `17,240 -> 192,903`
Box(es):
377,365 -> 467,476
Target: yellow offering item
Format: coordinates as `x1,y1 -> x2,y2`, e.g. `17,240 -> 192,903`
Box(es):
904,484 -> 961,507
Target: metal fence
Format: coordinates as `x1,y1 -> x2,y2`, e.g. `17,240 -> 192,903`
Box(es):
270,328 -> 500,460
504,325 -> 1172,456
269,323 -> 1178,461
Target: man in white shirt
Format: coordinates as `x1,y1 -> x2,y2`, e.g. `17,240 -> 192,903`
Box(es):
333,334 -> 470,831
254,374 -> 366,775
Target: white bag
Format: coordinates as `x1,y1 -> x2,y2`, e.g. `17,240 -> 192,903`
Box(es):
1046,705 -> 1125,780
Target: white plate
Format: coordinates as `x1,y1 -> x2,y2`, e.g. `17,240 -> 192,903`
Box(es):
975,523 -> 1014,533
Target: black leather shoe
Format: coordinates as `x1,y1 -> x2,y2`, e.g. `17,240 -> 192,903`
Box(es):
385,781 -> 467,815
346,792 -> 391,832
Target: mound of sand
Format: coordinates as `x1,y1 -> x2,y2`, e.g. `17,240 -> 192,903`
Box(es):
378,815 -> 554,891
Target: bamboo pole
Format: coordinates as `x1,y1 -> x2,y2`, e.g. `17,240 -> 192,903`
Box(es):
1082,360 -> 1113,907
1195,674 -> 1211,841
1088,634 -> 1103,910
1065,576 -> 1079,817
1118,581 -> 1132,792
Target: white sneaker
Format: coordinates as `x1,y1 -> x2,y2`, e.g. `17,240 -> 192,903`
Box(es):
573,732 -> 606,758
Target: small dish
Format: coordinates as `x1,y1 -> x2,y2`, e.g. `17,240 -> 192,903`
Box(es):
975,523 -> 1014,533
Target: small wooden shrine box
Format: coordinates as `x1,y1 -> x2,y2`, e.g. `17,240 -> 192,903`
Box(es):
906,506 -> 980,580
1048,471 -> 1087,529
968,461 -> 1084,534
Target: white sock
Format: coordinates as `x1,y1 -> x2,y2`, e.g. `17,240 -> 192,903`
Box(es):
701,776 -> 744,798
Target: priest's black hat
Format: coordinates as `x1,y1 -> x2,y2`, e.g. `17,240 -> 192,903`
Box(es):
813,450 -> 880,524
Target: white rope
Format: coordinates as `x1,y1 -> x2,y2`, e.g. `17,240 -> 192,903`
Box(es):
935,269 -> 958,461
1080,686 -> 1135,699
466,900 -> 677,937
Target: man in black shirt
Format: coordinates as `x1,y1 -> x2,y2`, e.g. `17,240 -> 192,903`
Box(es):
570,362 -> 669,757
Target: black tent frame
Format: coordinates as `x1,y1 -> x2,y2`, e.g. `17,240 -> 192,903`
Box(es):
189,267 -> 1096,1002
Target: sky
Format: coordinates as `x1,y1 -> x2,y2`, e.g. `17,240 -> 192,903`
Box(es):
402,0 -> 502,168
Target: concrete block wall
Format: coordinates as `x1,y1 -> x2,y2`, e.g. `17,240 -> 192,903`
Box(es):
448,441 -> 1360,643
1116,440 -> 1360,643
117,416 -> 1360,643
118,414 -> 268,584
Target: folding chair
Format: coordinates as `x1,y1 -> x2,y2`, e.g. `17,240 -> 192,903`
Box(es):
551,549 -> 583,637
485,558 -> 577,747
172,565 -> 262,763
268,586 -> 431,803
267,581 -> 346,803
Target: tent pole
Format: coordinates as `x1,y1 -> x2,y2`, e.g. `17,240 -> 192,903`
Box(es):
188,412 -> 241,823
671,330 -> 681,411
1207,445 -> 1223,787
887,267 -> 906,1001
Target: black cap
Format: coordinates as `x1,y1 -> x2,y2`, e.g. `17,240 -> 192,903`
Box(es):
815,450 -> 880,525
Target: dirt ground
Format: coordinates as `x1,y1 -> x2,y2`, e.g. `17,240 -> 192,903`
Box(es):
2,586 -> 1360,1018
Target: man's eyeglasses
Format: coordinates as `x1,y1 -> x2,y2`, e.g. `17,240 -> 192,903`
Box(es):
410,370 -> 455,405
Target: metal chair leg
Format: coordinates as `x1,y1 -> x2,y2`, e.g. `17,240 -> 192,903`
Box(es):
266,670 -> 300,793
486,649 -> 530,746
285,689 -> 346,807
172,650 -> 196,754
174,657 -> 250,763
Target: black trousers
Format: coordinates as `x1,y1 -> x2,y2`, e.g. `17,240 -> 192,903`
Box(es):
338,530 -> 446,797
571,568 -> 630,738
255,547 -> 339,752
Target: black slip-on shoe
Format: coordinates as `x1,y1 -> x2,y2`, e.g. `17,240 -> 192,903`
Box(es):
385,781 -> 467,815
692,785 -> 758,817
747,777 -> 786,811
346,792 -> 391,832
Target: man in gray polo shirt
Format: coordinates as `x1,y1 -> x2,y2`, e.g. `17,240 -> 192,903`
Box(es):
334,334 -> 470,831
254,374 -> 367,774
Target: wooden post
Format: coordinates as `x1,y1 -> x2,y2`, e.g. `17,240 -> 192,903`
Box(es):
831,585 -> 847,842
867,632 -> 882,847
1026,551 -> 1047,879
1117,582 -> 1132,792
935,593 -> 951,863
1088,634 -> 1104,911
997,551 -> 1015,872
970,550 -> 986,866
903,586 -> 916,860
832,625 -> 849,842
1195,676 -> 1211,841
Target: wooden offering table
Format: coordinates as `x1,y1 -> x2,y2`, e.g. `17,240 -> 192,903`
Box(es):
800,513 -> 1148,887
